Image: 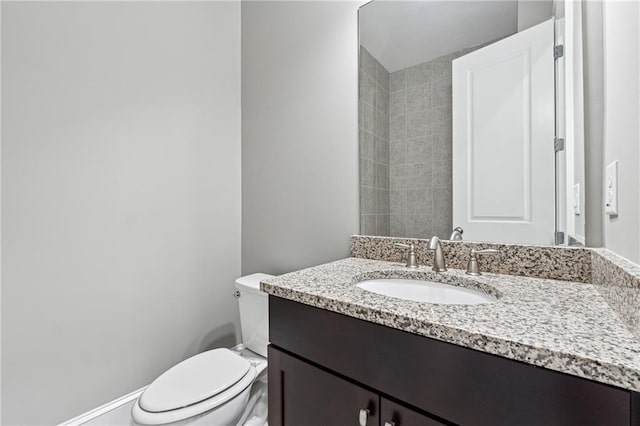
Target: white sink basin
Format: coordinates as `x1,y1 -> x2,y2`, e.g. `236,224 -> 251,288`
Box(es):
356,278 -> 496,305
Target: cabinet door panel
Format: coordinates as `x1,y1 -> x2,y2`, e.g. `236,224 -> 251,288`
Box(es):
381,398 -> 446,426
269,346 -> 379,426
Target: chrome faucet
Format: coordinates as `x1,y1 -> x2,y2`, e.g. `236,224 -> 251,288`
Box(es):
428,236 -> 447,272
449,226 -> 464,241
394,243 -> 418,268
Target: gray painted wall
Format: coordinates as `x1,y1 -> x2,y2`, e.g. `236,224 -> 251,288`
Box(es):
241,1 -> 360,275
602,0 -> 640,263
1,2 -> 241,423
518,0 -> 553,31
582,0 -> 604,248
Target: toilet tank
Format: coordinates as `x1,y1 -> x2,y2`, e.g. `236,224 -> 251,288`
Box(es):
235,273 -> 274,358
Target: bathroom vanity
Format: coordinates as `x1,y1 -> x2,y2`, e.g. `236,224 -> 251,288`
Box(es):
262,240 -> 640,426
268,297 -> 635,426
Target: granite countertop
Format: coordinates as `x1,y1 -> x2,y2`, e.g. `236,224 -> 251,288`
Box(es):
261,257 -> 640,393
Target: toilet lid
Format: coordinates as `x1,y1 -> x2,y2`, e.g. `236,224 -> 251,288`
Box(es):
139,348 -> 251,413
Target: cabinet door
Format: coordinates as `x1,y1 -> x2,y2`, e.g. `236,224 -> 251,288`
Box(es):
380,398 -> 446,426
269,345 -> 379,426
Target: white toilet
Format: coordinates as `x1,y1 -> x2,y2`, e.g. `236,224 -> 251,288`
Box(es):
131,273 -> 274,426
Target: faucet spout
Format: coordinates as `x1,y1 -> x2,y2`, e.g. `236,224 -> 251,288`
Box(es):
428,236 -> 447,272
449,226 -> 464,241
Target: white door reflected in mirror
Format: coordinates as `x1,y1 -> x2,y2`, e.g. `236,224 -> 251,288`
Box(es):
452,19 -> 555,245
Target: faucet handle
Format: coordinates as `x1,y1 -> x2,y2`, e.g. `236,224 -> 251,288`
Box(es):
466,248 -> 499,276
394,243 -> 418,268
394,243 -> 412,249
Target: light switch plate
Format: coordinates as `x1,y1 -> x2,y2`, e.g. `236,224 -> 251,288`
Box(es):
573,183 -> 581,215
605,161 -> 618,216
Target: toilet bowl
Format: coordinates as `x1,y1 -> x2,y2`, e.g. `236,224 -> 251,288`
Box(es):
131,273 -> 273,426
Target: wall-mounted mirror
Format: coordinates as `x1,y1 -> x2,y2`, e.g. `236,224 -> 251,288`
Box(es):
359,0 -> 585,246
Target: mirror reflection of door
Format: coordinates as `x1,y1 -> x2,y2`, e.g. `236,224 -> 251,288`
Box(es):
358,0 -> 584,246
452,19 -> 555,245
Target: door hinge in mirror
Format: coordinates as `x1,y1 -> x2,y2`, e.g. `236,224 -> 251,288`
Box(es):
554,45 -> 564,59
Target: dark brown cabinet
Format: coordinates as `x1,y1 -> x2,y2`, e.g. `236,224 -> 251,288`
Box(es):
268,296 -> 640,426
380,398 -> 445,426
269,345 -> 443,426
268,346 -> 379,426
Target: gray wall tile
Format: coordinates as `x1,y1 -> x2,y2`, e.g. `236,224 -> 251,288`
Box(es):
430,56 -> 451,81
389,90 -> 407,117
360,46 -> 377,79
406,214 -> 431,238
361,214 -> 376,236
389,141 -> 407,165
361,186 -> 375,214
390,190 -> 407,215
376,110 -> 389,140
359,47 -> 390,234
406,162 -> 430,189
407,137 -> 431,164
387,47 -> 482,238
390,215 -> 407,237
407,111 -> 428,138
390,114 -> 407,141
361,130 -> 375,160
362,103 -> 374,133
406,62 -> 430,87
432,77 -> 452,106
406,83 -> 432,114
361,157 -> 375,187
407,189 -> 431,214
379,189 -> 390,215
375,163 -> 388,189
376,61 -> 389,91
376,214 -> 390,235
390,69 -> 406,92
363,43 -> 486,239
433,191 -> 452,217
430,106 -> 451,128
432,160 -> 451,189
376,85 -> 389,116
431,133 -> 451,161
376,188 -> 387,214
376,136 -> 389,165
361,72 -> 376,105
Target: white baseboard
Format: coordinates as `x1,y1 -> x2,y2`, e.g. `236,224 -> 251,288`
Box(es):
58,387 -> 146,426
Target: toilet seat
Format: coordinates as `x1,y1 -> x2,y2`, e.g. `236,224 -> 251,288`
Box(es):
132,348 -> 258,425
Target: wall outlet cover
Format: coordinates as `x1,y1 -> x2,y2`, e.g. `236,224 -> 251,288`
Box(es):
605,161 -> 618,216
573,183 -> 581,215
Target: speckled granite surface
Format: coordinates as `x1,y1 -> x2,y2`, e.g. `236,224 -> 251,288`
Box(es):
592,248 -> 640,289
350,235 -> 592,282
592,248 -> 640,339
261,257 -> 640,392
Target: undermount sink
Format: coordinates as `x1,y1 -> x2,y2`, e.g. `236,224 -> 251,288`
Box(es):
356,278 -> 497,305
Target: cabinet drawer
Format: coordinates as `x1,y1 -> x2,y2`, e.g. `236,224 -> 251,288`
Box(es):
269,296 -> 631,426
381,398 -> 446,426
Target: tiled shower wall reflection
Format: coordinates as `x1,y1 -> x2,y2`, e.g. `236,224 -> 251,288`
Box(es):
388,46 -> 484,239
359,45 -> 485,239
359,47 -> 390,235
